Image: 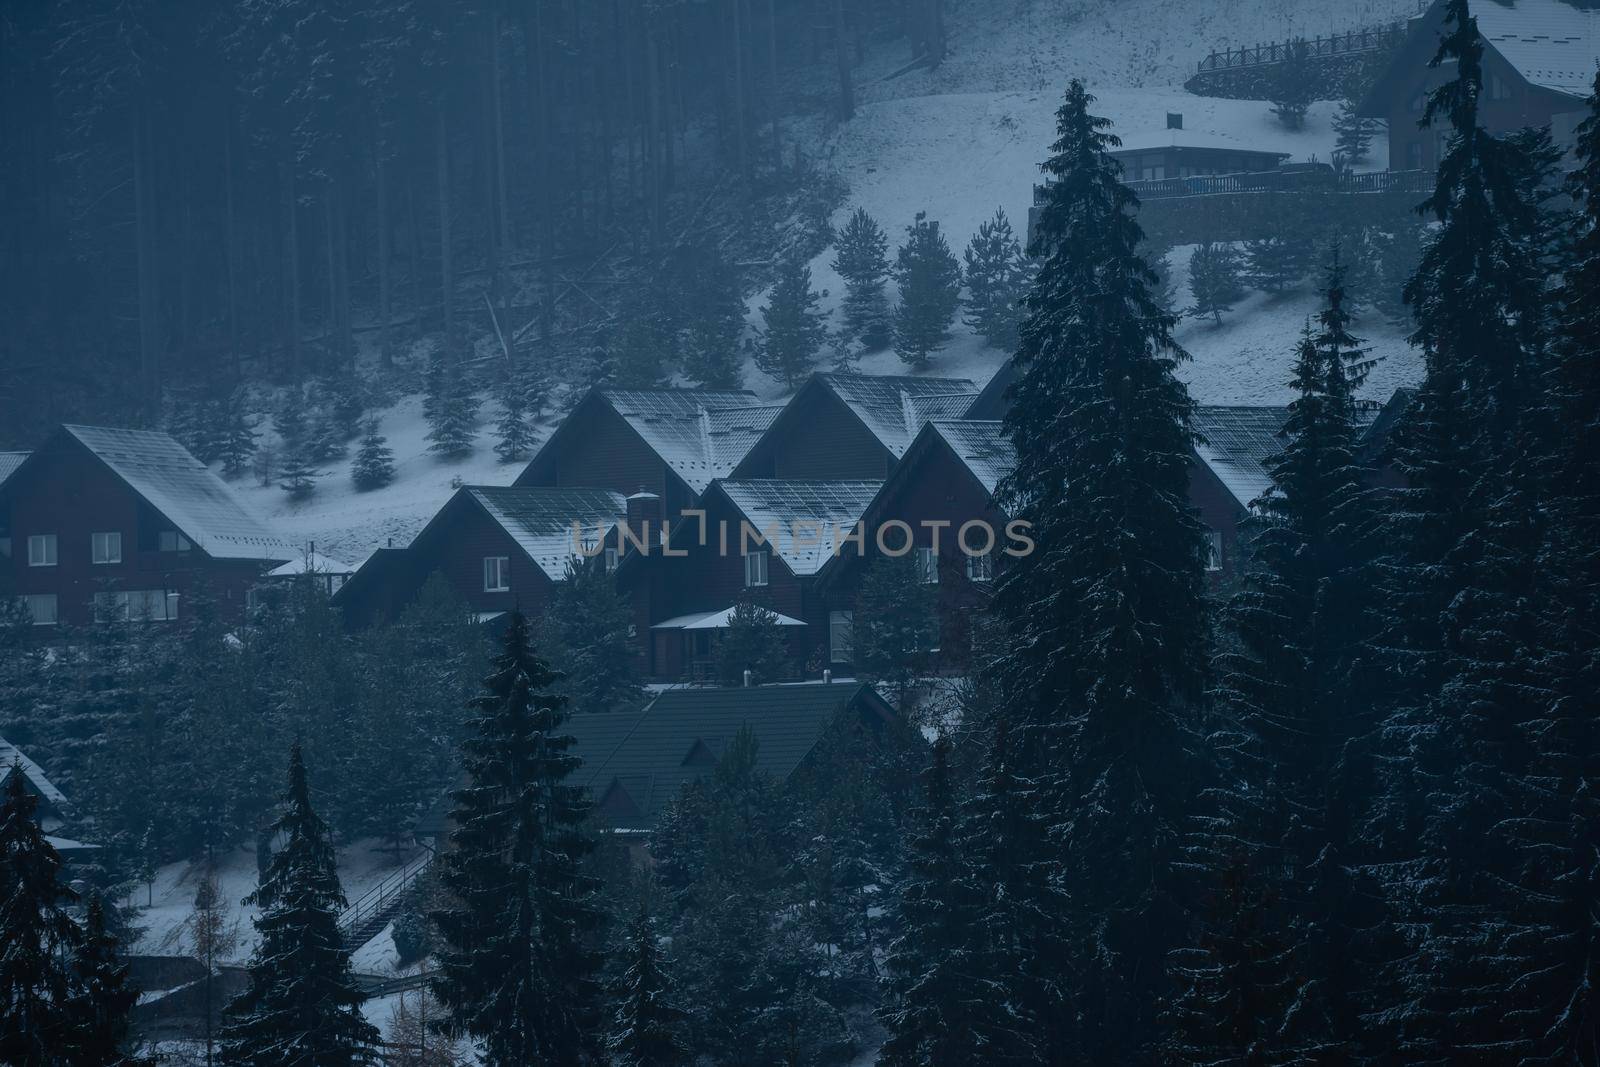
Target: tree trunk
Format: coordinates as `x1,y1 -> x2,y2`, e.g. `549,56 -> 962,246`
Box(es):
768,0 -> 781,169
223,112 -> 240,379
132,105 -> 162,421
731,0 -> 750,180
833,0 -> 854,120
645,17 -> 666,248
436,105 -> 454,347
284,157 -> 302,381
522,0 -> 555,339
488,8 -> 512,254
324,185 -> 339,372
376,147 -> 393,370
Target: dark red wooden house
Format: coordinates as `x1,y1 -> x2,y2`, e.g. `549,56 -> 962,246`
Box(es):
334,485 -> 628,627
1357,0 -> 1598,169
1,425 -> 293,628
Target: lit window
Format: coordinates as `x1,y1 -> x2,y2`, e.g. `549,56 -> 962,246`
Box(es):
20,594 -> 57,626
92,531 -> 122,564
483,556 -> 511,592
27,534 -> 57,567
744,549 -> 769,588
829,611 -> 854,664
1206,531 -> 1224,572
916,546 -> 939,585
158,530 -> 192,552
604,547 -> 619,573
965,552 -> 994,583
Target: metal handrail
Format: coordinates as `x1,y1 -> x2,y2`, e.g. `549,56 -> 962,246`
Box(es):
1195,20 -> 1410,74
337,848 -> 433,937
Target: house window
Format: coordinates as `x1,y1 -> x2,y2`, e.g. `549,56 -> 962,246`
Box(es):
92,531 -> 122,565
829,611 -> 854,664
0,536 -> 10,558
744,549 -> 769,588
27,534 -> 57,567
95,590 -> 176,623
1488,73 -> 1514,101
158,530 -> 192,552
483,556 -> 511,592
965,552 -> 994,583
19,593 -> 57,626
1206,530 -> 1224,572
916,546 -> 939,585
604,547 -> 619,573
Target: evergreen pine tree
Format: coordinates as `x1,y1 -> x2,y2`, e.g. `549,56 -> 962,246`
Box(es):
1271,38 -> 1313,130
607,898 -> 691,1067
892,212 -> 962,369
543,557 -> 644,716
1333,96 -> 1377,168
832,207 -> 892,350
66,893 -> 142,1067
431,612 -> 603,1064
425,357 -> 479,459
756,257 -> 826,390
962,207 -> 1030,351
1187,240 -> 1246,324
215,387 -> 258,480
0,766 -> 82,1064
351,418 -> 395,491
306,377 -> 350,463
680,242 -> 747,389
852,553 -> 937,711
714,599 -> 793,686
877,739 -> 999,1066
493,365 -> 536,463
220,744 -> 379,1066
991,80 -> 1211,1062
615,311 -> 669,389
1242,234 -> 1315,294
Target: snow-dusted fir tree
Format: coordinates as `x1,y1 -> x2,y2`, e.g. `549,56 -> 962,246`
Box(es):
962,207 -> 1030,351
277,447 -> 319,500
1187,240 -> 1245,323
831,207 -> 892,350
851,554 -> 936,712
431,612 -> 603,1064
0,767 -> 84,1063
1333,96 -> 1377,167
756,257 -> 826,390
220,744 -> 379,1066
66,893 -> 141,1067
1271,38 -> 1313,129
543,557 -> 643,716
892,212 -> 962,369
493,364 -> 537,463
351,418 -> 395,491
681,243 -> 747,389
425,356 -> 479,458
713,599 -> 792,686
991,79 -> 1210,1062
215,387 -> 258,479
1243,234 -> 1314,294
877,739 -> 1001,1066
607,898 -> 691,1067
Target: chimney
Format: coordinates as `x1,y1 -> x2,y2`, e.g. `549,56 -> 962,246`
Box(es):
626,488 -> 662,548
1167,111 -> 1183,130
743,669 -> 753,688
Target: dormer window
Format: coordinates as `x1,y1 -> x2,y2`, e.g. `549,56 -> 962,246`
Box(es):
158,530 -> 191,553
743,549 -> 769,588
484,556 -> 511,593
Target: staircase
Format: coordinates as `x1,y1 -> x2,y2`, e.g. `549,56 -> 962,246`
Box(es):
338,848 -> 433,950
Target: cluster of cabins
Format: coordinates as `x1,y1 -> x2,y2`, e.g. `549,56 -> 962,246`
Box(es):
0,367 -> 1414,685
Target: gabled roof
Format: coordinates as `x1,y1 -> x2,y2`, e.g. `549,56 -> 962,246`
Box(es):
39,426 -> 294,562
0,452 -> 28,492
819,373 -> 979,458
964,360 -> 1017,421
705,403 -> 784,472
1360,0 -> 1600,114
927,420 -> 1015,495
712,480 -> 883,577
266,550 -> 354,578
569,683 -> 893,832
468,486 -> 629,580
1191,404 -> 1384,509
0,735 -> 68,813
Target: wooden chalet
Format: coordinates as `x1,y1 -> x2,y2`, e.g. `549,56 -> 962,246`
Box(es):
731,373 -> 977,481
567,682 -> 900,833
334,485 -> 628,627
1,425 -> 293,628
822,419 -> 1015,671
618,478 -> 881,681
1357,0 -> 1599,169
513,387 -> 780,532
1111,141 -> 1291,182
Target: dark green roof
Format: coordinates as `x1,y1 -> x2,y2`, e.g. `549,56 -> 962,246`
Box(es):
572,682 -> 892,832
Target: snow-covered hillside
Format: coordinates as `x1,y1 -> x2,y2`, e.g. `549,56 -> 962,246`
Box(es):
222,0 -> 1427,563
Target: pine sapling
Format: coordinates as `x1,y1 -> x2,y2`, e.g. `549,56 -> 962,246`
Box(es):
831,207 -> 892,350
352,418 -> 396,491
1188,240 -> 1246,324
962,207 -> 1030,350
756,258 -> 826,391
893,212 -> 962,369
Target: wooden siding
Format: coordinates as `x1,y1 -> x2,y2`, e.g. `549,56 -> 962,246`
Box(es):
1,437 -> 265,626
738,388 -> 892,481
516,399 -> 668,499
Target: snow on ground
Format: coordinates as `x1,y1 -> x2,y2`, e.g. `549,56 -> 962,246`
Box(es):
129,839 -> 422,966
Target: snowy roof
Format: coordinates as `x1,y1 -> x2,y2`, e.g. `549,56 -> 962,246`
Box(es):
714,480 -> 884,576
1472,0 -> 1600,99
568,683 -> 893,832
266,550 -> 353,577
1112,140 -> 1291,158
0,452 -> 28,492
1191,405 -> 1384,509
600,388 -> 766,494
467,485 -> 628,580
0,735 -> 68,813
58,426 -> 294,562
817,373 -> 979,458
651,606 -> 807,630
927,420 -> 1016,495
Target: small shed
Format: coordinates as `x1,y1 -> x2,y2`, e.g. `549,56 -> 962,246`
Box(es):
1111,142 -> 1292,182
